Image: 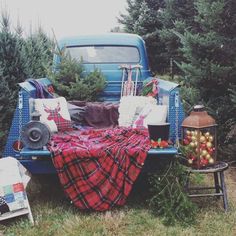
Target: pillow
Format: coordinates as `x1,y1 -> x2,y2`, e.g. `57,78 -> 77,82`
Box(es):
133,104 -> 168,128
118,96 -> 157,127
144,104 -> 168,126
34,97 -> 72,132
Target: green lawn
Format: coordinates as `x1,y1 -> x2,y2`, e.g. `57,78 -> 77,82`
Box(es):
0,174 -> 236,236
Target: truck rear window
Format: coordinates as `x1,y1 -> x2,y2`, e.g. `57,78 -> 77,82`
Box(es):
65,46 -> 140,63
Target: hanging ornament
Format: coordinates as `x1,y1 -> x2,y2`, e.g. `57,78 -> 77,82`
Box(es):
200,136 -> 206,143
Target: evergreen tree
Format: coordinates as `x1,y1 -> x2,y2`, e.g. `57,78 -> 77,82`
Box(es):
119,0 -> 166,73
223,87 -> 236,160
119,0 -> 196,74
159,0 -> 196,75
0,13 -> 58,155
176,0 -> 236,156
0,12 -> 27,153
49,49 -> 106,101
22,27 -> 54,78
119,0 -> 144,33
110,26 -> 124,33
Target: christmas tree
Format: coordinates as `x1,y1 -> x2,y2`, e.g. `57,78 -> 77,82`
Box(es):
0,12 -> 27,154
49,48 -> 106,101
176,0 -> 236,156
119,0 -> 166,73
22,27 -> 54,78
159,0 -> 196,75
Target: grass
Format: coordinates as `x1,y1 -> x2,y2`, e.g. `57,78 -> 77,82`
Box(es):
0,174 -> 236,236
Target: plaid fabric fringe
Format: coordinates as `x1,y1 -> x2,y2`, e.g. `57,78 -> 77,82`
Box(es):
48,127 -> 150,211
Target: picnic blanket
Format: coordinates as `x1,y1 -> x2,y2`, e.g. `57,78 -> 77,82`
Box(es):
48,127 -> 151,211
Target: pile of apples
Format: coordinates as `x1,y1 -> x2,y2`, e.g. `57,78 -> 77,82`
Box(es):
150,138 -> 169,149
183,130 -> 215,167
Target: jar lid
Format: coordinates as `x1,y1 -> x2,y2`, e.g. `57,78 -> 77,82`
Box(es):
182,105 -> 217,128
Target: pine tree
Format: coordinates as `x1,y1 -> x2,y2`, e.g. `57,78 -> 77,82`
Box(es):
0,12 -> 27,153
176,0 -> 236,156
224,86 -> 236,160
22,27 -> 54,78
119,0 -> 197,74
178,0 -> 236,104
119,0 -> 166,73
119,0 -> 144,33
49,49 -> 106,101
159,0 -> 196,75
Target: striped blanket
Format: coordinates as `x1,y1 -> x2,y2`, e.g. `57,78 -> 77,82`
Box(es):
48,127 -> 150,211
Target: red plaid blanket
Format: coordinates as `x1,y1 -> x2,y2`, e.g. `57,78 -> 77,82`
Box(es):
48,127 -> 150,211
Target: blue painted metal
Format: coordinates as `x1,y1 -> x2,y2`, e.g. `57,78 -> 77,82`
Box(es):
19,159 -> 55,174
157,79 -> 185,143
4,34 -> 185,174
3,78 -> 52,159
3,90 -> 31,158
148,147 -> 178,155
19,78 -> 51,96
20,148 -> 51,157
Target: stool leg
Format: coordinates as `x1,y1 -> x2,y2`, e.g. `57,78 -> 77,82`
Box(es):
219,171 -> 228,211
214,172 -> 220,199
184,172 -> 191,194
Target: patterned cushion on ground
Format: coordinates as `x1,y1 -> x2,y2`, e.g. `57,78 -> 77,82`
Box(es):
34,97 -> 73,132
0,196 -> 9,214
0,157 -> 31,214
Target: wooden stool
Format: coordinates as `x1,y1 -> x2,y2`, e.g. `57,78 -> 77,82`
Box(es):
185,161 -> 229,211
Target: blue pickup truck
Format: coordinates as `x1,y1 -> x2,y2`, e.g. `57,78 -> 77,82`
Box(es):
3,33 -> 185,174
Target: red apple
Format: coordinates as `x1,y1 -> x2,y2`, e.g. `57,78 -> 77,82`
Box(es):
183,138 -> 190,145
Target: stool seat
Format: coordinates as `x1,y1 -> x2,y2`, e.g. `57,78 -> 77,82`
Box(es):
185,161 -> 229,211
186,161 -> 228,173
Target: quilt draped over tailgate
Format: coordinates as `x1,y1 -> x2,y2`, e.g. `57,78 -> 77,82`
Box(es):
48,127 -> 150,211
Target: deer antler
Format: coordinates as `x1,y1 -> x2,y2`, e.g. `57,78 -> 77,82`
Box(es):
56,102 -> 61,112
43,103 -> 51,113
